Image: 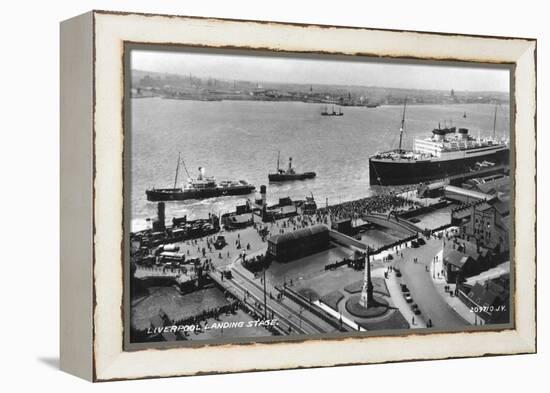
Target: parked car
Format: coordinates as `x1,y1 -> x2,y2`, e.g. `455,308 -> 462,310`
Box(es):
214,235 -> 227,250
404,294 -> 413,303
417,238 -> 426,246
413,308 -> 422,315
411,240 -> 419,248
401,284 -> 409,293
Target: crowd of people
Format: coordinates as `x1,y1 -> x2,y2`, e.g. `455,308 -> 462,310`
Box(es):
318,194 -> 422,223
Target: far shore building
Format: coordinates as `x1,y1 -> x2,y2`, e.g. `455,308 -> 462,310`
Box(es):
267,225 -> 329,262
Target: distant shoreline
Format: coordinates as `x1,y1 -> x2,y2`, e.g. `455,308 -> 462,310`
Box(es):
131,95 -> 509,107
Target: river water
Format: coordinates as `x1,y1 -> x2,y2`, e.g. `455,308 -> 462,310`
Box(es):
130,98 -> 509,231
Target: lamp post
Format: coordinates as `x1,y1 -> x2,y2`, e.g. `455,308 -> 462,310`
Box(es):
263,268 -> 267,320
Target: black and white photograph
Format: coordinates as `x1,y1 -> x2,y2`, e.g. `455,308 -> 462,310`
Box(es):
0,0 -> 545,387
127,48 -> 513,346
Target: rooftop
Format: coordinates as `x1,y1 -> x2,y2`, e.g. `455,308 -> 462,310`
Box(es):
268,225 -> 328,245
444,250 -> 471,268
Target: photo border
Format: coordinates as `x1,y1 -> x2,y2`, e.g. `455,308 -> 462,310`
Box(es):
123,43 -> 516,351
89,10 -> 536,381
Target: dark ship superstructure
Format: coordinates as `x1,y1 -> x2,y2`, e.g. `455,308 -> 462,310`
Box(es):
369,101 -> 509,185
146,154 -> 255,201
268,153 -> 316,182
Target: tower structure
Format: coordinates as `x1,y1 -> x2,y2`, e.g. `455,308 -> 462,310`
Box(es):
359,250 -> 375,308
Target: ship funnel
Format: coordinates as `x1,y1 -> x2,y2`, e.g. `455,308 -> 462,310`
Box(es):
432,128 -> 445,141
198,166 -> 205,180
152,202 -> 166,232
458,128 -> 469,140
260,185 -> 267,206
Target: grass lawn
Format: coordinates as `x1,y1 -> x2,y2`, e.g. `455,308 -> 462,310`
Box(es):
357,310 -> 410,330
320,290 -> 345,310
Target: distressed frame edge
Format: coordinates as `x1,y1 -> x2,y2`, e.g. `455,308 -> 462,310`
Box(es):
59,11 -> 95,381
89,11 -> 537,382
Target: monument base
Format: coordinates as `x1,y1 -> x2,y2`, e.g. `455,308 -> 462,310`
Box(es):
345,294 -> 389,318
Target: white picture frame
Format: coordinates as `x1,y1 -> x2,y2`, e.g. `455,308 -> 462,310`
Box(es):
60,10 -> 536,381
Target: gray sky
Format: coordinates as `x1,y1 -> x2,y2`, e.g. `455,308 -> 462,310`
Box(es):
131,49 -> 509,92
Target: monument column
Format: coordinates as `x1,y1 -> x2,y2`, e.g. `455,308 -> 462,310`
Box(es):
359,249 -> 375,308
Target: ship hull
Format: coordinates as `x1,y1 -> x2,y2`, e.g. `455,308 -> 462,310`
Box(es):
369,148 -> 509,185
146,185 -> 255,201
268,172 -> 316,182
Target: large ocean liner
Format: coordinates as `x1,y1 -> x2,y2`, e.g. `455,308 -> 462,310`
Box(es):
369,102 -> 509,185
146,154 -> 255,201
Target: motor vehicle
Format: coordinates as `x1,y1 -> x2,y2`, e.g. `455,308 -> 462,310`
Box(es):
417,238 -> 426,246
404,294 -> 413,303
214,235 -> 227,250
401,284 -> 409,293
411,240 -> 419,248
413,308 -> 422,315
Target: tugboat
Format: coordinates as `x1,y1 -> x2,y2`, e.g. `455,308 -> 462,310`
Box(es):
268,152 -> 316,182
368,101 -> 509,185
146,153 -> 255,201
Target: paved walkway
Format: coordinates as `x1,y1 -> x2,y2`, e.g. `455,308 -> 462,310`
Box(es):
396,238 -> 469,329
385,270 -> 426,329
314,300 -> 366,331
430,253 -> 477,325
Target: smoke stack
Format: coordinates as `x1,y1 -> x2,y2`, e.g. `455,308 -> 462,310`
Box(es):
157,202 -> 165,231
198,166 -> 206,180
432,128 -> 445,141
260,185 -> 267,206
152,202 -> 166,232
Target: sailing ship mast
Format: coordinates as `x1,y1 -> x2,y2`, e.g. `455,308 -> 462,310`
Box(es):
398,98 -> 408,152
492,104 -> 498,140
276,150 -> 280,172
173,152 -> 181,189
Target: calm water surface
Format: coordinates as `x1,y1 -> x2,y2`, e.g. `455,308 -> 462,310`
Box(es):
130,99 -> 509,230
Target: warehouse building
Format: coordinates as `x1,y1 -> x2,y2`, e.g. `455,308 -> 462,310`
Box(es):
267,225 -> 329,262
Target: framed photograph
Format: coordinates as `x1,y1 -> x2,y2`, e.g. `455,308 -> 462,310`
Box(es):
60,10 -> 537,381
